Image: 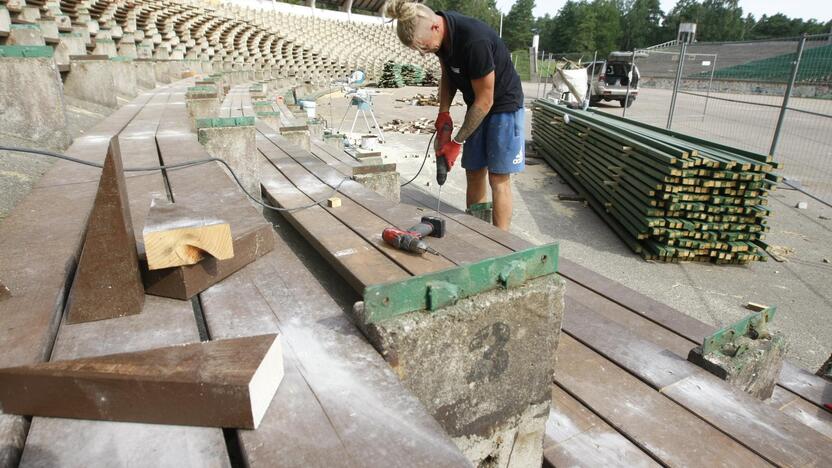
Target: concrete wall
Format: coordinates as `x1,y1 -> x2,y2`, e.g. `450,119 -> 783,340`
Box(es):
0,56 -> 70,149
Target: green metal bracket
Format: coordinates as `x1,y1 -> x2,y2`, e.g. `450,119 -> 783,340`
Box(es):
195,116 -> 255,129
110,56 -> 133,62
362,243 -> 558,325
0,46 -> 54,58
256,111 -> 281,117
426,281 -> 461,310
702,306 -> 776,355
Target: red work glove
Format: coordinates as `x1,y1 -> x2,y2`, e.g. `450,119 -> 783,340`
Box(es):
434,111 -> 453,132
437,139 -> 462,169
434,112 -> 453,152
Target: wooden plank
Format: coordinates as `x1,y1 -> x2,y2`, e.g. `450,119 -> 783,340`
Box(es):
663,373 -> 832,466
20,87 -> 230,467
200,249 -> 471,467
0,91 -> 154,368
147,91 -> 275,299
142,198 -> 234,270
257,137 -> 456,275
259,127 -> 511,265
778,362 -> 832,409
565,293 -> 832,460
0,335 -> 283,429
556,335 -> 769,466
563,298 -> 704,390
65,139 -> 145,324
259,158 -> 409,291
565,282 -> 694,358
543,386 -> 659,468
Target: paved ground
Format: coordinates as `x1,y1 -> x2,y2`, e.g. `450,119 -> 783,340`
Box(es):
324,83 -> 832,371
2,83 -> 829,371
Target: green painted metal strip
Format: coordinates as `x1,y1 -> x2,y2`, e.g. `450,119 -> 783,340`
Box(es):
187,85 -> 217,93
702,306 -> 776,355
256,111 -> 281,117
362,243 -> 558,324
11,24 -> 40,30
110,56 -> 133,62
0,46 -> 54,58
195,116 -> 254,129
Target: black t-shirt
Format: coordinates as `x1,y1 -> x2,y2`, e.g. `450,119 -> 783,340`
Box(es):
436,11 -> 524,114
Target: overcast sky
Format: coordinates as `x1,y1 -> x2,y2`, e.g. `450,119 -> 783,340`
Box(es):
493,0 -> 832,22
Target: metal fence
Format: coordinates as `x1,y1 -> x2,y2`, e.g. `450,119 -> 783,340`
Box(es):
537,34 -> 832,205
628,34 -> 832,205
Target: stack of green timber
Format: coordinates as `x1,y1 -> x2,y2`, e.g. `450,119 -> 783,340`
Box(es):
532,99 -> 781,264
401,64 -> 425,85
422,69 -> 439,86
379,61 -> 405,88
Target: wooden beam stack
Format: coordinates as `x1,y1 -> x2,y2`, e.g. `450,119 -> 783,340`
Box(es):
532,99 -> 781,264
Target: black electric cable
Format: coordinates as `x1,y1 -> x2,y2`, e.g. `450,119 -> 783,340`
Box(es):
0,145 -> 348,212
400,130 -> 436,188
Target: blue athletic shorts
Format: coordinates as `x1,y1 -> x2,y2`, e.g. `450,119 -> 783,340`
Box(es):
461,107 -> 525,174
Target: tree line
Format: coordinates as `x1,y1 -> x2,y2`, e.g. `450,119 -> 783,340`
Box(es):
423,0 -> 832,55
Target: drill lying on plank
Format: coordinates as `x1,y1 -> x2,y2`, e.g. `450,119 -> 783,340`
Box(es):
382,216 -> 445,256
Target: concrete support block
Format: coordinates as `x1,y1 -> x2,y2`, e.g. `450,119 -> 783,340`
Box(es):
92,38 -> 117,57
154,60 -> 171,84
111,59 -> 137,99
352,172 -> 400,203
134,60 -> 156,90
358,274 -> 565,467
0,8 -> 11,35
256,112 -> 282,132
62,57 -> 118,111
36,20 -> 59,42
279,125 -> 311,151
0,52 -> 71,149
7,24 -> 45,46
168,60 -> 184,78
188,98 -> 220,130
689,332 -> 786,400
197,122 -> 258,195
117,40 -> 138,59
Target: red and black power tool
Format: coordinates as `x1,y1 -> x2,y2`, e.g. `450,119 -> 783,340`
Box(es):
435,114 -> 454,186
382,216 -> 446,255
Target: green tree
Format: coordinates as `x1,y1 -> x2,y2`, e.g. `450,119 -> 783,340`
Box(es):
502,0 -> 536,51
424,0 -> 502,31
621,0 -> 665,49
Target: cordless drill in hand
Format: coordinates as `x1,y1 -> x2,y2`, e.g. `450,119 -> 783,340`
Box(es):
382,216 -> 446,255
434,113 -> 455,186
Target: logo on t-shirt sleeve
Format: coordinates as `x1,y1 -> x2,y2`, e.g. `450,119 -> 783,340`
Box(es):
450,66 -> 461,74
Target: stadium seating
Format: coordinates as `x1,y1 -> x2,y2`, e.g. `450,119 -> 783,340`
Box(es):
0,0 -> 438,79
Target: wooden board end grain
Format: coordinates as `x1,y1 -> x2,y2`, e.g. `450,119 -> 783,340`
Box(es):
142,198 -> 234,270
0,334 -> 283,430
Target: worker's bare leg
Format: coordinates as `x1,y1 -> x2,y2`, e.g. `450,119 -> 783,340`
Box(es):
466,168 -> 488,207
489,172 -> 512,231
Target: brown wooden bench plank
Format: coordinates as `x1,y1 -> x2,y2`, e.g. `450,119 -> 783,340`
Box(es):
663,374 -> 832,466
20,88 -> 230,467
0,91 -> 154,368
257,137 -> 455,275
200,249 -> 471,467
259,153 -> 409,292
259,127 -> 512,264
543,387 -> 660,468
564,297 -> 832,465
555,335 -> 769,467
0,90 -> 158,466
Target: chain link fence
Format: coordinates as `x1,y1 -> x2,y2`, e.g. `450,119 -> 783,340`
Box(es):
620,34 -> 832,205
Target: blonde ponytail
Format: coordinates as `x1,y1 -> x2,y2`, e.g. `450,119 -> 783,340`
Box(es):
383,0 -> 435,47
